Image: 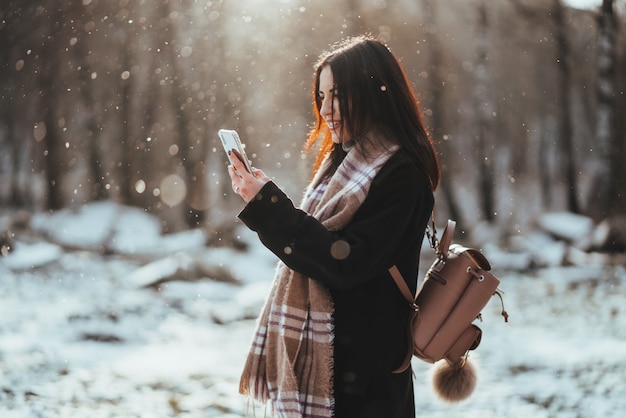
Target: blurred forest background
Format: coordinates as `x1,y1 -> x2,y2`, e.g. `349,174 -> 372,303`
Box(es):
1,0 -> 625,243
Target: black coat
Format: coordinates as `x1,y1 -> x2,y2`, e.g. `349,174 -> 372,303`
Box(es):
238,151 -> 434,418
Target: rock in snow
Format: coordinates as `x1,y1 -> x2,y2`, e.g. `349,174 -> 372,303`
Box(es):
537,212 -> 594,245
0,241 -> 63,270
28,201 -> 207,255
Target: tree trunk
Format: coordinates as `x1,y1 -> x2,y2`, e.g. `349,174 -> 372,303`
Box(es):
38,7 -> 65,210
615,30 -> 626,213
474,0 -> 496,222
553,0 -> 580,213
68,1 -> 107,202
118,57 -> 134,204
422,0 -> 463,225
163,0 -> 207,228
0,11 -> 16,207
589,0 -> 617,220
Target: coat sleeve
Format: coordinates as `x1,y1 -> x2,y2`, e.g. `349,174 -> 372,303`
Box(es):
237,160 -> 433,290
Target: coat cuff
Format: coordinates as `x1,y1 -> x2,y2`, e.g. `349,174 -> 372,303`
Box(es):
237,181 -> 291,231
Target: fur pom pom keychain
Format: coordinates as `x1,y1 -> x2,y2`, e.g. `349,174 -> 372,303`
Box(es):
430,357 -> 478,403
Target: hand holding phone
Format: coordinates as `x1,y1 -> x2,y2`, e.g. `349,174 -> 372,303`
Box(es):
218,129 -> 253,174
221,128 -> 271,203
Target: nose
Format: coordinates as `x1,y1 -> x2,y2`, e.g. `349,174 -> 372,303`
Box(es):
320,96 -> 332,118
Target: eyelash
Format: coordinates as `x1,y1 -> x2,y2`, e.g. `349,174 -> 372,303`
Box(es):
318,89 -> 338,100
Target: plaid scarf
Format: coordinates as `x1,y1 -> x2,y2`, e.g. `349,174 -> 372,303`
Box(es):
239,139 -> 398,418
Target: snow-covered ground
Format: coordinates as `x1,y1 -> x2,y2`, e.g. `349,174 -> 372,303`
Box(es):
1,201 -> 624,417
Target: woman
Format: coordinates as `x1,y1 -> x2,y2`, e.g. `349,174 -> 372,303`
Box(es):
229,36 -> 440,418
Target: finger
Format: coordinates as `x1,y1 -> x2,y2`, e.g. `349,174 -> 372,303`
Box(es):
251,168 -> 269,182
229,151 -> 246,173
227,164 -> 238,181
228,163 -> 243,181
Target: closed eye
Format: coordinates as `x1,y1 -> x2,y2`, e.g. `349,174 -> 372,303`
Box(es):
317,86 -> 338,101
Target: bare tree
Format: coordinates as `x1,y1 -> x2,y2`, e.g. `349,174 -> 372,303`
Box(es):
118,49 -> 134,205
509,0 -> 580,213
421,0 -> 463,225
588,0 -> 618,220
66,1 -> 108,202
36,6 -> 66,210
120,3 -> 161,212
474,0 -> 496,222
162,0 -> 211,228
1,1 -> 52,209
552,0 -> 580,214
0,5 -> 20,206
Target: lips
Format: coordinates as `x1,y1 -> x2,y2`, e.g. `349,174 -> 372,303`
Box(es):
326,120 -> 340,131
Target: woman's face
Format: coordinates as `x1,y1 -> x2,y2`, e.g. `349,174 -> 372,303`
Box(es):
318,66 -> 350,144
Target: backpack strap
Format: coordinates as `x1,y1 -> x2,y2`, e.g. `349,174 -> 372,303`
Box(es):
388,265 -> 415,304
388,264 -> 419,374
389,218 -> 456,303
438,219 -> 456,259
425,214 -> 455,259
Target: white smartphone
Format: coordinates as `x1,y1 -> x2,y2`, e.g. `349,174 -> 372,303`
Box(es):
218,129 -> 253,174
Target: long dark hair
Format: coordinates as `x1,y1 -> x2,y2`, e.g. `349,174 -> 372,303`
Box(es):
305,35 -> 440,191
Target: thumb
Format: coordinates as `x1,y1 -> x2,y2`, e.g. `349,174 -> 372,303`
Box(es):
251,168 -> 270,182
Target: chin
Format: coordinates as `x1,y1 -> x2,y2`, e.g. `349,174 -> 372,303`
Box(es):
331,132 -> 350,144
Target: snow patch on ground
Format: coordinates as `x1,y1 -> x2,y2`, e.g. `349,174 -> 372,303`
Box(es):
1,202 -> 624,417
